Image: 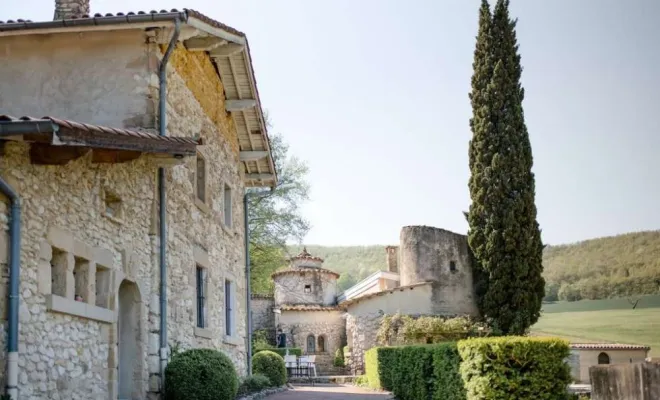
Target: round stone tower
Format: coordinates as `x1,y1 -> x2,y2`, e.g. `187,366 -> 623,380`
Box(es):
399,225 -> 472,286
272,248 -> 339,306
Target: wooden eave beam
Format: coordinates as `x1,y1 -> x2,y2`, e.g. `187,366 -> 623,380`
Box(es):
55,129 -> 197,157
226,99 -> 257,112
184,36 -> 227,51
246,173 -> 275,181
239,150 -> 269,161
209,43 -> 244,57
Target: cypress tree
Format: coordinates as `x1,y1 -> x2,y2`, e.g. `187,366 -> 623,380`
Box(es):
466,0 -> 545,335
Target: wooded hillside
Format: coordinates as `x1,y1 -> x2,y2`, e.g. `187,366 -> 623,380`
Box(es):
280,231 -> 660,299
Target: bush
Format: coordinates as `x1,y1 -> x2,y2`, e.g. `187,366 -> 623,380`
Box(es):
237,374 -> 271,397
256,347 -> 302,358
431,343 -> 466,400
458,337 -> 571,400
334,348 -> 345,367
377,313 -> 488,346
252,350 -> 287,387
391,345 -> 434,400
364,347 -> 398,391
164,348 -> 238,400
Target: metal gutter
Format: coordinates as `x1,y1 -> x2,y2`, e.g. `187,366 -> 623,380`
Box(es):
157,17 -> 181,391
0,120 -> 57,135
1,176 -> 21,400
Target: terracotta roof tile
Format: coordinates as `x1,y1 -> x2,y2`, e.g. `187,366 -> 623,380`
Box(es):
278,304 -> 340,312
0,115 -> 200,145
570,343 -> 651,351
289,247 -> 324,262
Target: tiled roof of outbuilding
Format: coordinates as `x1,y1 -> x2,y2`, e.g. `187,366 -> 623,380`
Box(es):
570,343 -> 651,351
278,304 -> 340,312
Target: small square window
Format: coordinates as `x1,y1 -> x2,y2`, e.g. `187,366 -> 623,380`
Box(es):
304,284 -> 312,293
104,190 -> 123,219
449,261 -> 457,273
73,257 -> 90,302
223,184 -> 232,227
196,154 -> 206,203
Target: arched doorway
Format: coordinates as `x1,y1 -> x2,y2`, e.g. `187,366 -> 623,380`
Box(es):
598,352 -> 610,365
118,280 -> 141,399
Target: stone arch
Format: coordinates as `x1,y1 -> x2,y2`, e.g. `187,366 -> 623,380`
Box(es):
598,352 -> 610,365
306,334 -> 316,354
117,279 -> 144,399
317,335 -> 326,353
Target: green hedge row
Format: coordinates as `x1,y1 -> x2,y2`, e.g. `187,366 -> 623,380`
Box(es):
365,337 -> 570,400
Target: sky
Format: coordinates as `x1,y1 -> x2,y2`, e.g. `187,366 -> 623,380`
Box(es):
5,0 -> 660,247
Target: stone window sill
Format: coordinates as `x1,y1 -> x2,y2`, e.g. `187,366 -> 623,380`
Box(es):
195,198 -> 211,215
194,327 -> 213,339
46,294 -> 114,324
223,335 -> 242,346
103,213 -> 125,225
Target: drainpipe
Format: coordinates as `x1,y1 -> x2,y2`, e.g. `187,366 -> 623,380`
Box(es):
158,19 -> 181,388
1,177 -> 21,400
244,188 -> 273,376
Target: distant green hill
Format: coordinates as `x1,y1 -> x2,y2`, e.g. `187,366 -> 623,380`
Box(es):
284,231 -> 660,297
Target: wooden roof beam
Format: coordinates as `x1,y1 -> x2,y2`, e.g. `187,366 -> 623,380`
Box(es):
246,173 -> 275,181
226,99 -> 256,112
209,43 -> 244,57
239,151 -> 269,161
184,36 -> 227,51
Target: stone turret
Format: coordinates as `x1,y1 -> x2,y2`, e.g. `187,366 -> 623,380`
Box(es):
54,0 -> 91,20
272,248 -> 340,306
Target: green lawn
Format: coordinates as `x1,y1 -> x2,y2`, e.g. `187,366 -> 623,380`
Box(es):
531,308 -> 660,357
542,295 -> 660,313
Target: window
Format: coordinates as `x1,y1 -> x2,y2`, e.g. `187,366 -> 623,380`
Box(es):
225,279 -> 235,336
223,184 -> 232,227
73,257 -> 90,302
306,334 -> 316,353
196,154 -> 206,203
51,248 -> 68,297
196,266 -> 207,328
104,190 -> 123,219
95,264 -> 111,308
317,336 -> 326,353
304,284 -> 312,293
598,352 -> 610,365
449,261 -> 457,273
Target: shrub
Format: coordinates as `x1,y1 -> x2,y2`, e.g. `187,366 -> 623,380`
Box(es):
334,348 -> 345,367
364,347 -> 398,391
237,374 -> 271,397
164,348 -> 238,400
431,343 -> 466,400
377,313 -> 488,346
391,345 -> 434,400
252,350 -> 287,387
256,347 -> 302,358
458,337 -> 571,400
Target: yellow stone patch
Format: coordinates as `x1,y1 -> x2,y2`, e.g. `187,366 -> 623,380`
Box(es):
167,45 -> 239,154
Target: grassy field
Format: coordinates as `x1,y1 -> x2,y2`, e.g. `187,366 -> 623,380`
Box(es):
532,307 -> 660,357
542,295 -> 660,313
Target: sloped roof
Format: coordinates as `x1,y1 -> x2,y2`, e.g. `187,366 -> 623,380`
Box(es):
570,343 -> 651,351
339,281 -> 433,308
278,304 -> 340,312
0,8 -> 276,187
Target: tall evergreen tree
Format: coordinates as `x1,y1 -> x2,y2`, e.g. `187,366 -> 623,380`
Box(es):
466,0 -> 545,335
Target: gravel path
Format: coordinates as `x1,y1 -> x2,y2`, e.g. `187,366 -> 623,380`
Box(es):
266,384 -> 393,400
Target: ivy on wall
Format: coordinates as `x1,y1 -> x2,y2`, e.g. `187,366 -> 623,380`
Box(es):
376,313 -> 489,346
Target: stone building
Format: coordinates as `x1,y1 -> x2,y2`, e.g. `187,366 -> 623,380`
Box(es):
568,343 -> 651,383
0,3 -> 275,399
252,226 -> 480,375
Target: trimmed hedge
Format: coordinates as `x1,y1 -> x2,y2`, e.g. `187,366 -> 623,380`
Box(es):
252,350 -> 287,387
432,343 -> 466,400
365,347 -> 398,391
237,374 -> 271,397
164,348 -> 238,400
256,347 -> 302,358
391,345 -> 434,400
458,337 -> 571,400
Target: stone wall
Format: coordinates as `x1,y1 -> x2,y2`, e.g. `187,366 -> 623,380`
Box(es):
251,296 -> 275,341
344,283 -> 433,374
0,30 -> 248,399
399,226 -> 479,316
590,361 -> 660,400
276,310 -> 345,375
273,271 -> 338,306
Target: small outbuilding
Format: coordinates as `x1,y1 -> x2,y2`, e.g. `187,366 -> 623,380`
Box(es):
568,343 -> 651,383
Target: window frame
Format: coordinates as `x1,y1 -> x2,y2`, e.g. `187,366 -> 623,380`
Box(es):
225,279 -> 235,337
196,265 -> 207,329
223,183 -> 233,228
195,152 -> 207,204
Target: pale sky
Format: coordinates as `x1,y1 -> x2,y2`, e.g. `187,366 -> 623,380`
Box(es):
5,0 -> 660,246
